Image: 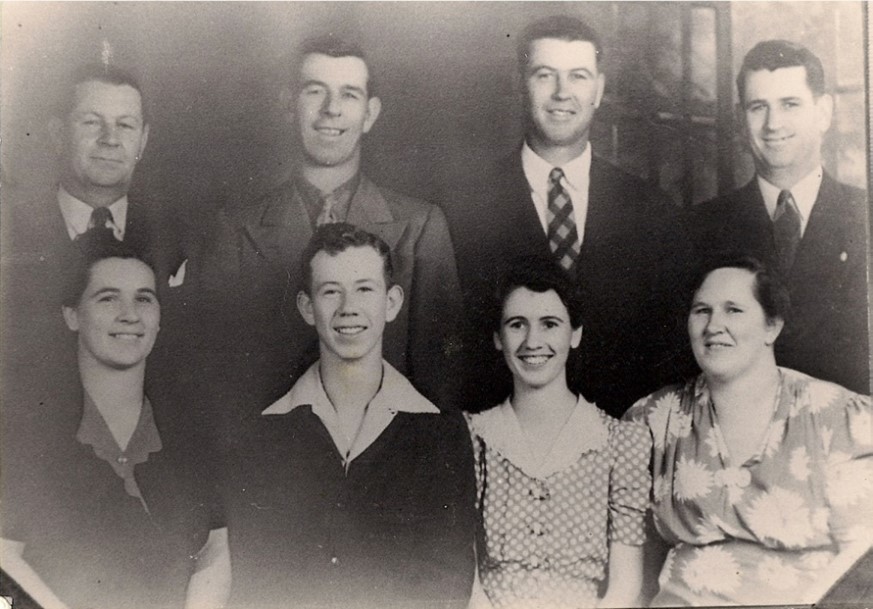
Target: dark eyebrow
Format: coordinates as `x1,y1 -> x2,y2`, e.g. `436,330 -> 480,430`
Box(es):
90,287 -> 120,298
136,287 -> 158,299
341,85 -> 367,96
539,315 -> 565,323
300,79 -> 327,90
502,315 -> 527,325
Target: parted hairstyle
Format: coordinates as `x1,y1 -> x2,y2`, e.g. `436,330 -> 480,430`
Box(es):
58,63 -> 149,124
62,231 -> 156,308
516,15 -> 603,76
689,254 -> 791,324
293,34 -> 377,98
299,222 -> 394,295
737,39 -> 826,102
493,255 -> 583,332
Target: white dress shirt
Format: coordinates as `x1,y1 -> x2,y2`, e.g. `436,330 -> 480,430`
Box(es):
757,167 -> 823,238
521,141 -> 592,245
57,186 -> 127,241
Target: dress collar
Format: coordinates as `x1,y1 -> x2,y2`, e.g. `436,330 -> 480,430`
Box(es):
468,395 -> 608,479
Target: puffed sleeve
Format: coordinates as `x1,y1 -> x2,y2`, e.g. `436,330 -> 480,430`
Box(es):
822,391 -> 873,547
608,419 -> 653,546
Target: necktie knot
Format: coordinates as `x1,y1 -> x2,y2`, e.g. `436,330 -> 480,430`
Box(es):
549,167 -> 565,187
89,206 -> 114,230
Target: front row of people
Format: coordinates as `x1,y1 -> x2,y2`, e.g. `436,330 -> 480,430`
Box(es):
2,224 -> 871,608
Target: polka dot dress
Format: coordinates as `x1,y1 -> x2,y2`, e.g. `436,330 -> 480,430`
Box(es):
469,402 -> 651,609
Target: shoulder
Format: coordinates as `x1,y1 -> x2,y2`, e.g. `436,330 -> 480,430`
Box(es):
222,180 -> 295,226
623,379 -> 695,427
363,177 -> 445,226
819,173 -> 868,221
781,367 -> 870,417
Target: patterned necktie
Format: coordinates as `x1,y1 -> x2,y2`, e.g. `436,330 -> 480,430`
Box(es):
546,167 -> 580,271
773,189 -> 801,273
316,192 -> 338,226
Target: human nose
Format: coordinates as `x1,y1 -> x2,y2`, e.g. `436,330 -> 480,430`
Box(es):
98,121 -> 121,145
320,91 -> 341,117
117,298 -> 141,323
521,325 -> 544,349
551,73 -> 570,100
703,310 -> 725,334
763,106 -> 783,132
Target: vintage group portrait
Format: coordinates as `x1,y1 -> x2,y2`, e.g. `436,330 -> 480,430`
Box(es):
0,2 -> 870,608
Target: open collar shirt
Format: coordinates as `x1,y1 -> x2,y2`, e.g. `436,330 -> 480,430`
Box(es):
521,141 -> 592,245
757,166 -> 823,237
262,360 -> 438,465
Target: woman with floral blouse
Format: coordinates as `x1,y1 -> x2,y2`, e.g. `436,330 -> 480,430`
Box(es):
625,255 -> 873,606
467,256 -> 652,609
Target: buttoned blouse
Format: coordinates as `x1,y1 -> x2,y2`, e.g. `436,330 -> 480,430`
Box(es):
467,397 -> 651,608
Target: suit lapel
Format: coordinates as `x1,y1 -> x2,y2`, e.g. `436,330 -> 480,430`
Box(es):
241,183 -> 313,265
496,152 -> 551,259
346,176 -> 406,251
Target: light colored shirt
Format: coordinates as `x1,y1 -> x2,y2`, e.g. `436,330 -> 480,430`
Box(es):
262,360 -> 438,465
57,186 -> 127,241
757,167 -> 823,237
521,141 -> 592,245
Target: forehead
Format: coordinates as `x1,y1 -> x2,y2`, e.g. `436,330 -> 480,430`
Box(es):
86,257 -> 156,292
300,53 -> 369,90
695,267 -> 757,301
742,65 -> 812,102
310,246 -> 386,283
503,287 -> 569,317
527,38 -> 598,72
71,80 -> 144,117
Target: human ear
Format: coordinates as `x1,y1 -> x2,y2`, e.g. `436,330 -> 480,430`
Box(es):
593,73 -> 605,108
493,331 -> 503,352
764,316 -> 785,346
137,123 -> 149,161
385,284 -> 404,323
363,96 -> 382,134
815,93 -> 834,134
570,325 -> 583,349
62,306 -> 79,332
296,291 -> 316,327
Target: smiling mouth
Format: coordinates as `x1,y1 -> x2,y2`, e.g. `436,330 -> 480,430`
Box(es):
110,332 -> 143,340
518,354 -> 552,366
763,135 -> 793,145
335,326 -> 366,336
315,127 -> 345,136
704,341 -> 732,349
547,109 -> 576,118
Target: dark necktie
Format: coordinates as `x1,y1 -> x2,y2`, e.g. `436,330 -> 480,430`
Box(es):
773,190 -> 801,273
547,167 -> 580,271
316,193 -> 338,226
81,206 -> 117,241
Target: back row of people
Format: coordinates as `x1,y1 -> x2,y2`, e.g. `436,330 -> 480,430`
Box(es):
1,13 -> 869,609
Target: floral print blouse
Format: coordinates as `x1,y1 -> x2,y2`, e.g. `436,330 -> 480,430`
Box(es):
625,368 -> 873,606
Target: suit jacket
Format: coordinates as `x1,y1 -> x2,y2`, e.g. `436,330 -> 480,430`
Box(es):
444,151 -> 694,418
1,191 -> 187,427
688,174 -> 870,394
174,174 -> 462,454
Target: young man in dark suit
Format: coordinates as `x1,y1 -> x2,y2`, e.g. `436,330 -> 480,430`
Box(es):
689,40 -> 869,394
445,16 -> 692,417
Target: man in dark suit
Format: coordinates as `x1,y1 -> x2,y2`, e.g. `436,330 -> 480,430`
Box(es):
689,40 -> 869,394
1,64 -> 186,431
445,16 -> 692,418
181,36 -> 461,452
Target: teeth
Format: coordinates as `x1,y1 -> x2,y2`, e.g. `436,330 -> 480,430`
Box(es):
317,128 -> 342,136
336,326 -> 365,335
111,333 -> 141,340
519,355 -> 550,366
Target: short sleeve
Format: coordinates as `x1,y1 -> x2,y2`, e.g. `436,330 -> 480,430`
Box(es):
822,392 -> 873,546
608,419 -> 652,546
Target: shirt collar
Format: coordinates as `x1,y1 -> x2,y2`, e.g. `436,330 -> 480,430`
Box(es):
57,185 -> 128,241
262,360 -> 438,463
467,394 -> 608,479
295,173 -> 360,226
521,141 -> 592,198
757,167 -> 822,233
76,391 -> 162,466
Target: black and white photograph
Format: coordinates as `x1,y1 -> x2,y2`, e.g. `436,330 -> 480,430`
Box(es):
1,2 -> 871,608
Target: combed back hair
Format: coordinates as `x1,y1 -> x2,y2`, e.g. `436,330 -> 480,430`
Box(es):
737,39 -> 826,102
295,34 -> 377,98
517,15 -> 603,76
299,223 -> 393,295
58,63 -> 148,124
689,254 -> 791,324
493,255 -> 583,332
62,231 -> 156,308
